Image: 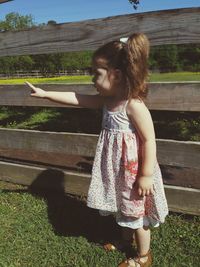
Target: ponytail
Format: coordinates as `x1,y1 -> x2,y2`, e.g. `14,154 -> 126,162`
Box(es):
126,33 -> 150,99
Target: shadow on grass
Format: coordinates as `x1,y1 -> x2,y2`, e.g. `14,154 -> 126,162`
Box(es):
3,169 -> 121,245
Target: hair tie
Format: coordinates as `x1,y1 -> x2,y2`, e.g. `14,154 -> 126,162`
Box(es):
120,37 -> 128,44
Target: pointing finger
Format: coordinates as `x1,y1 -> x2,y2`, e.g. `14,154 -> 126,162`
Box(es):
25,81 -> 36,90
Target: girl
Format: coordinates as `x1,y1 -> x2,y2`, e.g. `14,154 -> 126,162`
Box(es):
26,33 -> 168,267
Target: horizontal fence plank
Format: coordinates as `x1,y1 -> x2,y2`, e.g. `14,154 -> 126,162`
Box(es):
0,150 -> 199,189
0,161 -> 90,196
0,8 -> 200,56
1,82 -> 200,111
0,128 -> 97,157
0,128 -> 199,169
0,160 -> 199,215
164,185 -> 200,215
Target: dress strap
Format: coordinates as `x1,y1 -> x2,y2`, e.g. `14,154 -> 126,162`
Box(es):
122,100 -> 129,113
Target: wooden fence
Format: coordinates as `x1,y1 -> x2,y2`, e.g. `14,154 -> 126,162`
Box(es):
0,70 -> 90,78
0,7 -> 200,215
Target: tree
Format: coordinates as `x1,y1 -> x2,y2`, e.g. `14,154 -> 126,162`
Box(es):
150,45 -> 180,72
178,44 -> 200,72
0,12 -> 35,31
0,12 -> 36,75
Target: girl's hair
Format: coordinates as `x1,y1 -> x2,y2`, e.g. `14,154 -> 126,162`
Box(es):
93,33 -> 150,99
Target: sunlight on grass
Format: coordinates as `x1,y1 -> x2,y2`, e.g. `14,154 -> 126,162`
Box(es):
0,72 -> 200,84
0,75 -> 92,85
0,181 -> 199,267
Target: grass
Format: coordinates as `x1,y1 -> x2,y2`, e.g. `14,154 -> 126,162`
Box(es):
0,181 -> 199,267
0,75 -> 92,85
0,72 -> 200,84
149,71 -> 200,82
0,106 -> 199,141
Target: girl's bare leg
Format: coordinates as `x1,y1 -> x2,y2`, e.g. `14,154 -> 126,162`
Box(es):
135,226 -> 151,256
118,227 -> 151,266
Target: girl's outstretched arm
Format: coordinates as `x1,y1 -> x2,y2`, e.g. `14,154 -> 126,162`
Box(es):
25,81 -> 104,109
127,99 -> 156,197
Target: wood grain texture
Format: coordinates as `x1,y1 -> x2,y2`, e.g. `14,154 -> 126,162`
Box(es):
0,128 -> 199,169
0,8 -> 200,56
0,160 -> 199,215
1,82 -> 200,111
0,148 -> 199,189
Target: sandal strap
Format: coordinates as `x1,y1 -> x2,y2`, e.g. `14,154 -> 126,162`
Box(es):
137,249 -> 151,258
118,250 -> 152,267
136,250 -> 152,266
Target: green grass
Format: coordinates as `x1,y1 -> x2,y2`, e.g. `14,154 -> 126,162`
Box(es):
0,75 -> 92,85
0,72 -> 200,84
0,181 -> 199,267
0,107 -> 199,141
150,71 -> 200,82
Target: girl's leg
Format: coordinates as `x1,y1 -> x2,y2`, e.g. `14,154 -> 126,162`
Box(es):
135,226 -> 151,256
118,227 -> 152,266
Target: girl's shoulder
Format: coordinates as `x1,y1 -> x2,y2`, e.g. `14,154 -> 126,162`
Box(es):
126,97 -> 148,115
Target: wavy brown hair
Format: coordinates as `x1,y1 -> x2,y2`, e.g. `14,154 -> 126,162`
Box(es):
93,33 -> 150,99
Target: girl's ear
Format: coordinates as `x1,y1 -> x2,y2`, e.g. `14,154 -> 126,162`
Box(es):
114,69 -> 123,82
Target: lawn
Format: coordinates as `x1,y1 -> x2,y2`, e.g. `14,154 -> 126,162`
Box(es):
0,72 -> 200,84
0,181 -> 199,267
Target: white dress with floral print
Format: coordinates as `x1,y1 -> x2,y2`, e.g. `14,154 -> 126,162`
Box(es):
87,101 -> 168,229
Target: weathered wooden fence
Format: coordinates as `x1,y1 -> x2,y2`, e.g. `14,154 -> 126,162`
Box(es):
0,7 -> 200,215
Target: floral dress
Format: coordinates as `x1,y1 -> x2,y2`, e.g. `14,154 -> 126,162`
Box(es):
87,101 -> 168,229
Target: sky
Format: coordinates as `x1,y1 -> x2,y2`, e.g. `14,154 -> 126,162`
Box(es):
0,0 -> 200,24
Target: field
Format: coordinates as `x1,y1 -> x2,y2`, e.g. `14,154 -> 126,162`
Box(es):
0,72 -> 200,84
0,181 -> 200,267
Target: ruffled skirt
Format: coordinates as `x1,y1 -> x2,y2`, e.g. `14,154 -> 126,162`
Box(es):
87,129 -> 168,227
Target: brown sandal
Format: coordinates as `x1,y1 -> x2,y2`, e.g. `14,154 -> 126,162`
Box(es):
118,250 -> 152,267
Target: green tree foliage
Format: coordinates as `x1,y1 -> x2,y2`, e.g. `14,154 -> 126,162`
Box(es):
149,45 -> 181,72
0,12 -> 34,31
0,12 -> 35,75
178,44 -> 200,72
0,56 -> 34,74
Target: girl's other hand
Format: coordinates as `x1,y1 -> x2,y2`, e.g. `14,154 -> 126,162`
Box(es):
25,81 -> 46,98
136,176 -> 154,197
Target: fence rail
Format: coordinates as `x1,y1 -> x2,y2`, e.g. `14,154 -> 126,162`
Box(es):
0,8 -> 200,57
0,7 -> 200,215
0,70 -> 90,78
1,82 -> 200,111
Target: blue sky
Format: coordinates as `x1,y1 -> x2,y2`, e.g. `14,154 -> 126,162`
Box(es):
0,0 -> 200,24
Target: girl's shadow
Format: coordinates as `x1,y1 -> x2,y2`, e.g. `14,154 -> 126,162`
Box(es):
27,169 -> 120,244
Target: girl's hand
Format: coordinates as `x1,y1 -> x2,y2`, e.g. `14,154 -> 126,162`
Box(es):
136,176 -> 154,197
25,81 -> 46,98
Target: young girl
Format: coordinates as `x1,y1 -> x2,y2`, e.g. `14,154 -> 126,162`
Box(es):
26,33 -> 168,267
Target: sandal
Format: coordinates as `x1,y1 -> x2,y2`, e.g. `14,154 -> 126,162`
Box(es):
118,250 -> 152,267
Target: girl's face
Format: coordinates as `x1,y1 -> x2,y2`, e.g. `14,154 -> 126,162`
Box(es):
92,57 -> 118,97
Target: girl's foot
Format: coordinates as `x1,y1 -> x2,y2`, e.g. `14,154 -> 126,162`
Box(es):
118,250 -> 152,267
